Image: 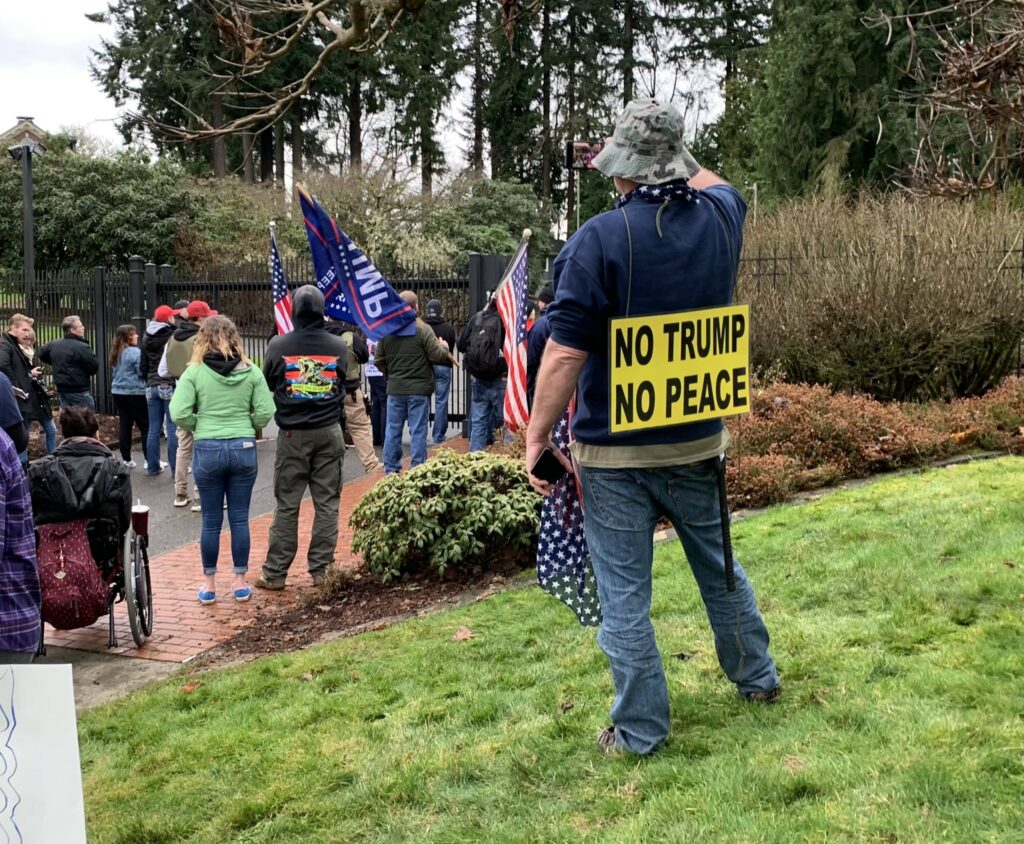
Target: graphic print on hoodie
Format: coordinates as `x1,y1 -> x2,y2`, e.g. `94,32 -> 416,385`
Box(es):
284,356 -> 339,400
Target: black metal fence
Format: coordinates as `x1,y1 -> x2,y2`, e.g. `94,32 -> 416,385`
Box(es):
4,246 -> 1023,419
0,254 -> 487,421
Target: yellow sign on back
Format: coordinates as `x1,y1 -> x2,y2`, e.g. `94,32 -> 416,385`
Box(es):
609,304 -> 751,433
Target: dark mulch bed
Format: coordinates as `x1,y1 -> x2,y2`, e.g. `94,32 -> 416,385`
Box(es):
205,559 -> 531,665
28,413 -> 124,459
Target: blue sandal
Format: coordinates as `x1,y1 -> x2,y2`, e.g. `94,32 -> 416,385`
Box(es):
233,586 -> 253,603
197,589 -> 216,605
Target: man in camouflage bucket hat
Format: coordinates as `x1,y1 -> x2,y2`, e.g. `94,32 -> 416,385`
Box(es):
526,98 -> 780,757
590,98 -> 701,185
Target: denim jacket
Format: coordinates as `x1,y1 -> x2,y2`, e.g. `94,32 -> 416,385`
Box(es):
111,346 -> 146,395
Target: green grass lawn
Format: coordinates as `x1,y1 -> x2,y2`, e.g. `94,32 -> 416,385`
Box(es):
81,459 -> 1024,843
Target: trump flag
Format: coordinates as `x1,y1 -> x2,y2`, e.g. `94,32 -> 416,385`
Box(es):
298,186 -> 416,340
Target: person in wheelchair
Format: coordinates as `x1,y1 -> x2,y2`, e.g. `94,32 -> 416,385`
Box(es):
27,406 -> 133,632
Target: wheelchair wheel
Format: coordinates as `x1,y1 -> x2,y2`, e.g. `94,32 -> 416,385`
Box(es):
124,530 -> 153,647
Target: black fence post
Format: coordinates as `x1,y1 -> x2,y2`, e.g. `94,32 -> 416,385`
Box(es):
128,255 -> 145,335
93,267 -> 112,415
145,262 -> 157,322
159,264 -> 173,311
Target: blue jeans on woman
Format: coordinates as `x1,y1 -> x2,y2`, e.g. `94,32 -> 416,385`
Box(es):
432,365 -> 453,444
383,394 -> 429,474
578,460 -> 779,755
146,386 -> 177,475
191,437 -> 258,575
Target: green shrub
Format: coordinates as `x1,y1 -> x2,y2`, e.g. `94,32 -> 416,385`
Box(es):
741,195 -> 1024,401
349,449 -> 540,581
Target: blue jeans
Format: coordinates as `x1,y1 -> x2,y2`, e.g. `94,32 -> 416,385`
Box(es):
191,438 -> 259,575
578,460 -> 779,755
383,394 -> 429,474
18,417 -> 56,465
468,377 -> 506,452
432,366 -> 453,444
58,391 -> 94,410
146,386 -> 177,474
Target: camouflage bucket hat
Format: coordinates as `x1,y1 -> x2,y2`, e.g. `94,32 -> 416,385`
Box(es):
591,99 -> 700,185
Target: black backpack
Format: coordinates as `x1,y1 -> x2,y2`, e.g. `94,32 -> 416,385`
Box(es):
463,308 -> 506,380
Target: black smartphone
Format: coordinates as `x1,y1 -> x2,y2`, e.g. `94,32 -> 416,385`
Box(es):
531,447 -> 568,484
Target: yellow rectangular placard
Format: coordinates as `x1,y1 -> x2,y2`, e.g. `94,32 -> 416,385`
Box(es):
609,304 -> 751,433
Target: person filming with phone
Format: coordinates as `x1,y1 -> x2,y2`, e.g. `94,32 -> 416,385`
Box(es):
526,99 -> 779,757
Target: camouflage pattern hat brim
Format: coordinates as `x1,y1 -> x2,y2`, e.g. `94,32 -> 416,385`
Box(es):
591,99 -> 701,185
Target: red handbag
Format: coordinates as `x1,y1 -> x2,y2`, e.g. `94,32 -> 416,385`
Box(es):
37,518 -> 110,630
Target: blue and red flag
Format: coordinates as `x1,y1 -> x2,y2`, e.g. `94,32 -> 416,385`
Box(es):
495,236 -> 530,432
298,186 -> 416,340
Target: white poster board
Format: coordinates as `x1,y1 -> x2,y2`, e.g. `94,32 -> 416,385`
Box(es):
0,665 -> 87,844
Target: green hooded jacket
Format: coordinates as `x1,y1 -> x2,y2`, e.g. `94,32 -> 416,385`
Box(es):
169,356 -> 276,440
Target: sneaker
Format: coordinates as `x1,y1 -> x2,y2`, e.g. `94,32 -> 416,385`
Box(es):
255,576 -> 286,591
233,585 -> 253,603
123,459 -> 137,469
744,686 -> 781,704
190,501 -> 202,512
146,464 -> 164,476
197,588 -> 216,605
596,727 -> 621,755
174,496 -> 189,508
311,572 -> 328,587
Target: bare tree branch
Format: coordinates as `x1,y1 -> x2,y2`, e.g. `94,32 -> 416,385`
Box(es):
135,0 -> 429,141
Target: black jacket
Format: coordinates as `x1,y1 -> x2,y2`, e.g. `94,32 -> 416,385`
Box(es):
424,315 -> 457,368
263,290 -> 349,430
0,332 -> 51,423
39,334 -> 99,392
28,437 -> 132,534
140,322 -> 175,387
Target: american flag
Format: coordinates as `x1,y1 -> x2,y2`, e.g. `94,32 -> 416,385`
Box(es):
495,238 -> 530,432
270,228 -> 293,334
537,400 -> 601,627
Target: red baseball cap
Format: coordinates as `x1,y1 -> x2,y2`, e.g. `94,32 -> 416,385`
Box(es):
153,305 -> 175,323
187,300 -> 218,319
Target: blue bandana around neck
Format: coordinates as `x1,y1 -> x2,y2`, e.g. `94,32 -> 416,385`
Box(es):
614,179 -> 701,210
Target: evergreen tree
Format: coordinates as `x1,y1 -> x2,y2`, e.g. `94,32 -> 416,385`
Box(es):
484,4 -> 542,184
378,0 -> 463,195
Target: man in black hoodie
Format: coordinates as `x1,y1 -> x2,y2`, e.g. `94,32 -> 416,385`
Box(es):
424,299 -> 457,444
39,315 -> 99,410
256,286 -> 348,590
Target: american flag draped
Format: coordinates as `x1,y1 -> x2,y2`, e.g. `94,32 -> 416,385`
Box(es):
298,186 -> 416,340
269,225 -> 294,334
494,236 -> 530,432
536,399 -> 601,627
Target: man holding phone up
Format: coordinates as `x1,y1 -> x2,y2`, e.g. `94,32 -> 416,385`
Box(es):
526,99 -> 779,756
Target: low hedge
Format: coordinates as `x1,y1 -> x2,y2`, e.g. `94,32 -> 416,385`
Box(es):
741,196 -> 1024,401
727,377 -> 1024,507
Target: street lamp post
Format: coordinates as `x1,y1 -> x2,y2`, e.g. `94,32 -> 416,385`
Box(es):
8,140 -> 44,300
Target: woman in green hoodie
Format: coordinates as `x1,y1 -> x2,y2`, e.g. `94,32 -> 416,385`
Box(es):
170,316 -> 275,604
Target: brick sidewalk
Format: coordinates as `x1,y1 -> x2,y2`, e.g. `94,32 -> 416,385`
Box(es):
44,438 -> 470,663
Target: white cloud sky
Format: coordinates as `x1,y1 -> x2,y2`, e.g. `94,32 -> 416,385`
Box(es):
0,2 -> 126,145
